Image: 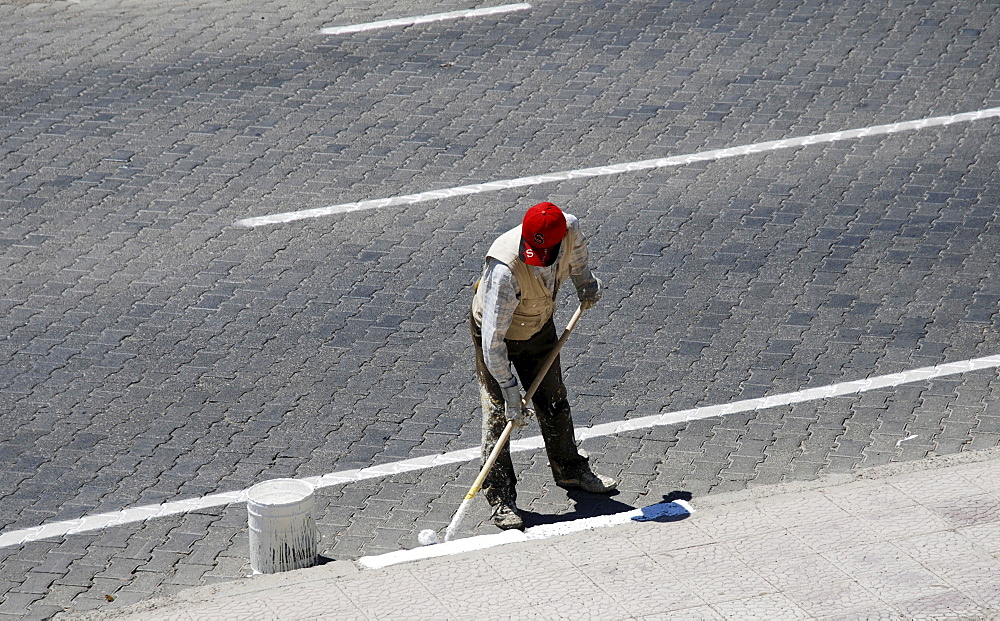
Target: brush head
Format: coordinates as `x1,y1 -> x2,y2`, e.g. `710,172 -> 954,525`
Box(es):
417,529 -> 439,545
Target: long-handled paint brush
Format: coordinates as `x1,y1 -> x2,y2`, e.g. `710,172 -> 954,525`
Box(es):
420,305 -> 585,545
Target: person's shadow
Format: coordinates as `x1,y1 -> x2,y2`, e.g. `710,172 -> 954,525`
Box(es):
520,490 -> 693,528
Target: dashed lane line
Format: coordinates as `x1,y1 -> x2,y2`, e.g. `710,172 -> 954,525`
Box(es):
318,3 -> 531,36
2,354 -> 999,549
234,107 -> 1000,228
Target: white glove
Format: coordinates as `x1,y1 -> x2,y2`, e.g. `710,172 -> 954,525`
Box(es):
575,274 -> 602,310
500,383 -> 529,429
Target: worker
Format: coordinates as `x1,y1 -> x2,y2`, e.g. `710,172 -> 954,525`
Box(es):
470,201 -> 617,530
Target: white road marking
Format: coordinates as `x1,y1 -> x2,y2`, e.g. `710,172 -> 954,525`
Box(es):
1,354 -> 998,549
319,3 -> 531,36
234,107 -> 1000,228
359,499 -> 694,569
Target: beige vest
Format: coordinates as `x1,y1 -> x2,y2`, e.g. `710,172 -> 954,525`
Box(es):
472,225 -> 577,341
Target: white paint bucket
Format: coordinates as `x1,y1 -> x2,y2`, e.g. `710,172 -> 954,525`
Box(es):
247,478 -> 319,574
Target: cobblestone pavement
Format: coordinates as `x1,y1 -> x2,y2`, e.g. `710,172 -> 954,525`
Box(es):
0,0 -> 998,617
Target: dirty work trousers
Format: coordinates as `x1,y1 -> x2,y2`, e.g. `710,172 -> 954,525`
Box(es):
470,311 -> 589,509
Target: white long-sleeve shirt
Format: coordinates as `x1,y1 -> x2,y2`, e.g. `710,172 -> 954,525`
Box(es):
479,213 -> 592,388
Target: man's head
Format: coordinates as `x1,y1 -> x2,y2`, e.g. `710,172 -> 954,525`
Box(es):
520,202 -> 567,267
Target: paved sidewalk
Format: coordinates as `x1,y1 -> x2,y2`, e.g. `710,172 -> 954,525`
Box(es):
79,450 -> 1000,620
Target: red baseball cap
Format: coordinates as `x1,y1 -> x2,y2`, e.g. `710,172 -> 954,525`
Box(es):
520,202 -> 567,267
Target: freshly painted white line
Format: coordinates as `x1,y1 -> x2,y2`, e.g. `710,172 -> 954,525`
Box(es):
319,3 -> 531,36
361,529 -> 524,569
359,499 -> 694,569
234,107 -> 1000,228
1,354 -> 998,549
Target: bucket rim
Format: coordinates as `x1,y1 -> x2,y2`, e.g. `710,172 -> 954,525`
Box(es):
246,478 -> 315,507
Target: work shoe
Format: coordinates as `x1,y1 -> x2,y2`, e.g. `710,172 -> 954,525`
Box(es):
557,469 -> 618,494
490,502 -> 524,530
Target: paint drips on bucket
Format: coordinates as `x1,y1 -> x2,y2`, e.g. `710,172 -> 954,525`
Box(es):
247,479 -> 319,574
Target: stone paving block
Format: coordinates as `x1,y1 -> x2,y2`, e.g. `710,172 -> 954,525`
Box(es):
133,551 -> 184,576
636,605 -> 725,621
785,578 -> 891,619
820,540 -> 923,580
112,565 -> 167,596
341,570 -> 454,619
895,590 -> 989,620
93,556 -> 143,583
958,519 -> 1000,556
860,563 -> 961,606
928,493 -> 1000,528
411,558 -> 510,617
689,502 -> 783,543
0,592 -> 43,618
162,562 -> 214,588
961,570 -> 1000,611
712,593 -> 812,620
548,529 -> 646,568
258,585 -> 368,621
820,606 -> 909,621
476,539 -> 570,581
662,544 -> 775,605
9,570 -> 61,597
960,467 -> 1000,494
966,432 -> 1000,451
823,479 -> 917,511
857,498 -> 953,539
52,563 -> 102,590
585,555 -> 708,615
756,491 -> 853,529
620,518 -> 708,553
787,459 -> 826,480
95,589 -> 151,610
146,594 -> 287,620
729,527 -> 816,567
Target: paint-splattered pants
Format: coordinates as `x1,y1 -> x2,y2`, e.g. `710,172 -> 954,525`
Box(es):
470,311 -> 590,509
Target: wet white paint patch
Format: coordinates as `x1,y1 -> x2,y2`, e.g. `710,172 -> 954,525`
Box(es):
1,355 -> 997,548
359,499 -> 694,569
234,107 -> 1000,228
319,3 -> 531,36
